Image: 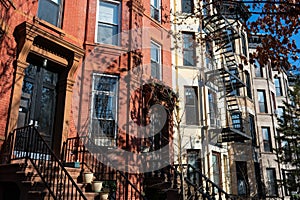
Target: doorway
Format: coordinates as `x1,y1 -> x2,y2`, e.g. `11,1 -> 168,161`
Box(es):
17,63 -> 58,146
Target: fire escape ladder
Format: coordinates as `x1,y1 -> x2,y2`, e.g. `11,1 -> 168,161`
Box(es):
202,1 -> 251,143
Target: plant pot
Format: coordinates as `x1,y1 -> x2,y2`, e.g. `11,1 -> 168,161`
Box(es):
83,172 -> 94,183
92,181 -> 103,192
100,192 -> 109,200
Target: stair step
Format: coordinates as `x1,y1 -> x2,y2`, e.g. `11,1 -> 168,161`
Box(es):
27,191 -> 47,200
64,167 -> 82,181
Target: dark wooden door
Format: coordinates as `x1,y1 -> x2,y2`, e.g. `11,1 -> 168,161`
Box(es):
18,64 -> 58,146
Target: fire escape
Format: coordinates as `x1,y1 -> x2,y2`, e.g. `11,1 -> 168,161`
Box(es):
203,0 -> 252,143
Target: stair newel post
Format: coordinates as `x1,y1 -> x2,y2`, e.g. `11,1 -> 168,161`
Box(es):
8,131 -> 15,162
218,188 -> 222,200
173,165 -> 178,189
186,165 -> 191,197
82,143 -> 85,171
167,165 -> 172,183
205,177 -> 209,197
211,185 -> 216,200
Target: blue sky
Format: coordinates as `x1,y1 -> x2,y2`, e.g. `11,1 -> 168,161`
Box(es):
247,3 -> 300,72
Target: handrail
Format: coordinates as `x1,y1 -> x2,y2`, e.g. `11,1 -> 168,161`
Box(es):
62,136 -> 147,200
11,126 -> 87,200
185,164 -> 232,200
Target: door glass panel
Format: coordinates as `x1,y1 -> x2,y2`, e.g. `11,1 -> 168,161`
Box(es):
38,86 -> 56,142
18,64 -> 58,146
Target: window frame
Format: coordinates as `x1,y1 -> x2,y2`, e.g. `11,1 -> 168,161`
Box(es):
37,0 -> 63,27
229,68 -> 240,96
245,71 -> 252,99
241,32 -> 247,56
184,86 -> 199,125
266,168 -> 278,197
249,114 -> 257,146
181,0 -> 194,13
236,161 -> 249,196
208,90 -> 218,126
95,0 -> 120,45
90,73 -> 119,146
212,152 -> 222,188
182,32 -> 196,66
262,127 -> 272,152
231,112 -> 242,130
150,40 -> 162,80
257,90 -> 267,113
254,60 -> 263,78
277,106 -> 285,123
151,0 -> 161,22
274,77 -> 283,96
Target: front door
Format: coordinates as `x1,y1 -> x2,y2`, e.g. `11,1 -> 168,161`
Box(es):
18,64 -> 58,146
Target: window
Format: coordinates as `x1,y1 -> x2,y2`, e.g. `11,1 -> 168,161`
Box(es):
229,68 -> 240,96
266,168 -> 278,196
268,65 -> 272,79
208,90 -> 218,126
254,163 -> 264,198
184,86 -> 199,125
151,0 -> 160,22
281,140 -> 291,161
226,29 -> 235,53
262,127 -> 272,152
181,0 -> 194,13
151,41 -> 161,79
231,112 -> 242,130
37,0 -> 63,27
241,33 -> 247,56
212,152 -> 222,188
271,92 -> 276,112
96,1 -> 119,45
249,114 -> 256,146
254,60 -> 263,77
206,40 -> 213,70
245,71 -> 252,99
182,32 -> 195,66
284,171 -> 298,195
277,106 -> 285,123
236,161 -> 249,195
223,155 -> 229,191
187,150 -> 201,184
257,90 -> 267,113
274,77 -> 282,96
91,74 -> 118,146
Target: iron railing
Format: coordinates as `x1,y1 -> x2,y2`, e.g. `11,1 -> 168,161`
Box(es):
184,164 -> 233,200
11,126 -> 87,200
62,136 -> 147,200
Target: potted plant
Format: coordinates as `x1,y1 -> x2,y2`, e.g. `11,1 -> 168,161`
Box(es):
83,171 -> 94,184
100,181 -> 116,200
92,180 -> 103,192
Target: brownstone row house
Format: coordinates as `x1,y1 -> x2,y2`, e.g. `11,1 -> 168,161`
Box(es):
0,0 -> 181,199
1,0 -> 297,200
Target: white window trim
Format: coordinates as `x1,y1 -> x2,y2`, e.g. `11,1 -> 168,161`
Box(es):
95,0 -> 121,45
150,40 -> 162,80
151,0 -> 161,22
90,73 -> 119,146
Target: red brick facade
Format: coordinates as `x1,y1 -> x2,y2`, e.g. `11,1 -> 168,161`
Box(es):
0,0 -> 173,169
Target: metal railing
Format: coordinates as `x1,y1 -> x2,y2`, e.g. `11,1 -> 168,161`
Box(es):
11,126 -> 87,200
184,164 -> 233,200
62,136 -> 147,200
